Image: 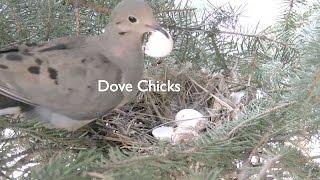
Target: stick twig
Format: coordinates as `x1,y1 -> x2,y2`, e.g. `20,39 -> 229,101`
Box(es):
44,0 -> 53,40
74,0 -> 81,36
189,77 -> 234,111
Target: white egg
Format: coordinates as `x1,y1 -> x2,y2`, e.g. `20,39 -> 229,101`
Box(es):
144,28 -> 173,58
230,91 -> 245,105
172,127 -> 199,144
152,126 -> 174,142
175,109 -> 207,131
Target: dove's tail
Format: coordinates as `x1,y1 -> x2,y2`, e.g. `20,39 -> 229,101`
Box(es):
0,95 -> 93,131
30,107 -> 94,131
0,107 -> 21,116
0,95 -> 34,115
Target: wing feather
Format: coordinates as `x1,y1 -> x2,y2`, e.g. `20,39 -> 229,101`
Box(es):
0,36 -> 86,107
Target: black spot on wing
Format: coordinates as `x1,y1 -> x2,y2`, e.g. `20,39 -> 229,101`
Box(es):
81,59 -> 87,63
6,53 -> 23,61
39,44 -> 67,52
119,32 -> 127,35
48,67 -> 59,85
0,47 -> 19,54
28,66 -> 40,74
0,64 -> 8,69
35,58 -> 43,65
22,49 -> 33,56
48,67 -> 58,80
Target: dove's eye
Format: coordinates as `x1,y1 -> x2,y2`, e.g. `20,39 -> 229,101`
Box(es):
128,16 -> 138,23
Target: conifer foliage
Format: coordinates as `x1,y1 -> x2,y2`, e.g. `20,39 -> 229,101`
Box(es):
0,0 -> 319,179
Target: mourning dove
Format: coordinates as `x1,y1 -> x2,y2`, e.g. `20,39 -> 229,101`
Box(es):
0,0 -> 171,130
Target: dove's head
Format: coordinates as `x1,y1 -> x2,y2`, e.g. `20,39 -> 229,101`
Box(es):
110,0 -> 169,38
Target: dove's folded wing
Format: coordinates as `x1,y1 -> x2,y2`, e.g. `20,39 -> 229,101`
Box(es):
0,45 -> 38,106
0,37 -> 124,120
0,37 -> 86,105
0,80 -> 36,106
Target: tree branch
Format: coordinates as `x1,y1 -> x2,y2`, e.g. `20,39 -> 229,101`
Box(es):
307,66 -> 320,98
74,0 -> 81,36
238,131 -> 272,180
44,0 -> 53,40
225,102 -> 295,140
66,0 -> 110,14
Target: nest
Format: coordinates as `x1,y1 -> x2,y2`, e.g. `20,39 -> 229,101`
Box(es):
87,62 -> 256,148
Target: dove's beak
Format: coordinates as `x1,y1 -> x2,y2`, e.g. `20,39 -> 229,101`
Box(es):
147,24 -> 170,39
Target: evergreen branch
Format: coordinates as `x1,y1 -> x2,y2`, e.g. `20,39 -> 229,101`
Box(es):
208,33 -> 229,71
166,25 -> 299,52
225,102 -> 295,140
8,2 -> 23,38
284,0 -> 295,32
64,0 -> 195,16
238,131 -> 272,180
307,66 -> 320,98
1,148 -> 40,164
0,121 -> 84,147
157,8 -> 197,14
219,30 -> 299,53
65,0 -> 110,14
256,155 -> 282,180
103,155 -> 160,171
74,0 -> 81,37
44,0 -> 53,41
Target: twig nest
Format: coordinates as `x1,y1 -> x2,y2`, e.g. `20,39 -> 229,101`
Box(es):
152,126 -> 174,142
144,28 -> 173,58
175,109 -> 207,131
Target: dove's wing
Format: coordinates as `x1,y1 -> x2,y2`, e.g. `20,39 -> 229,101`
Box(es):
0,45 -> 41,106
0,37 -> 86,106
0,37 -> 125,120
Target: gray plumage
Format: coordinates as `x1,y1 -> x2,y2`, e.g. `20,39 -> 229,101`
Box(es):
0,0 -> 166,130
